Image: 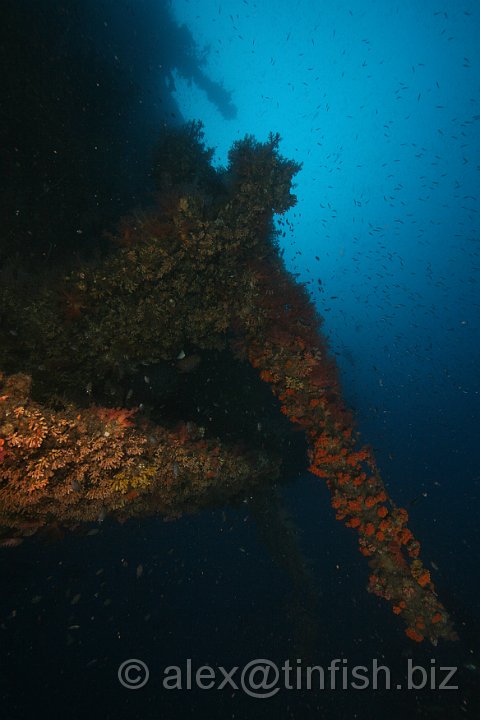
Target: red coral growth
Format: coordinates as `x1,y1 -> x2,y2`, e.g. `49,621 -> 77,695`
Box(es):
96,407 -> 137,430
237,256 -> 457,645
405,627 -> 425,643
0,371 -> 279,531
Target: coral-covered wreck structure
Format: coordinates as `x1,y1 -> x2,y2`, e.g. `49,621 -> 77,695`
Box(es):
0,122 -> 457,644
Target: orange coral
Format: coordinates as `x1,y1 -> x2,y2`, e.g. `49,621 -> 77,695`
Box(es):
0,371 -> 279,529
0,125 -> 456,647
96,407 -> 137,430
406,627 -> 424,642
241,256 -> 456,645
346,517 -> 361,528
417,571 -> 431,588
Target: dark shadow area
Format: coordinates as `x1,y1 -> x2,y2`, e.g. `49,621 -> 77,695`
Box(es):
0,0 -> 236,268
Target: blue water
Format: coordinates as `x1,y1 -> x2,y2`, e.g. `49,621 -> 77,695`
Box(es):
1,1 -> 479,718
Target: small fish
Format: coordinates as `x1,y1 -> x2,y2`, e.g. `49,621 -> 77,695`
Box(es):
409,492 -> 428,507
